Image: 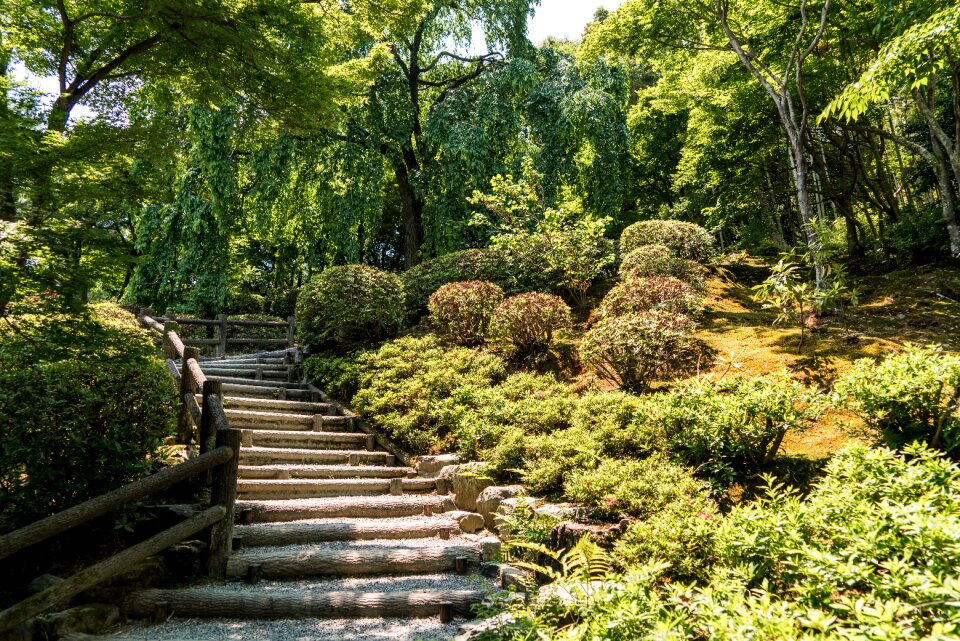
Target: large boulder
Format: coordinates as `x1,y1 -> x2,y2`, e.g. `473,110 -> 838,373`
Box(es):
476,485 -> 524,530
548,521 -> 624,551
448,510 -> 485,534
451,463 -> 495,512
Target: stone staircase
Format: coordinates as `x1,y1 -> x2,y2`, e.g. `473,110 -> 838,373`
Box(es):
82,350 -> 498,640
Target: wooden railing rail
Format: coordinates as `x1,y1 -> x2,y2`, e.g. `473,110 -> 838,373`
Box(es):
152,311 -> 295,358
0,310 -> 245,633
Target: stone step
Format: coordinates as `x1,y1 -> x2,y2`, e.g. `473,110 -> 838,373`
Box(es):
199,368 -> 291,380
201,362 -> 290,371
220,396 -> 332,415
121,584 -> 486,619
228,411 -> 354,432
239,446 -> 391,466
235,494 -> 455,522
238,464 -> 411,480
207,375 -> 305,389
221,383 -> 311,400
225,541 -> 481,578
236,478 -> 436,499
242,429 -> 368,451
234,517 -> 459,546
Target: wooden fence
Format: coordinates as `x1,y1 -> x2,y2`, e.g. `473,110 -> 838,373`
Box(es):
145,309 -> 295,358
0,313 -> 242,634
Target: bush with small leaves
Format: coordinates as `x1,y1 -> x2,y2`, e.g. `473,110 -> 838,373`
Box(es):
401,248 -> 513,319
619,245 -> 707,285
598,276 -> 703,317
620,220 -> 715,262
490,292 -> 572,354
296,265 -> 404,349
834,344 -> 960,455
580,310 -> 694,392
644,372 -> 822,483
428,280 -> 504,346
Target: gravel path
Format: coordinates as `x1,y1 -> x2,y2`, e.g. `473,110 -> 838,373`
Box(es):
116,616 -> 471,640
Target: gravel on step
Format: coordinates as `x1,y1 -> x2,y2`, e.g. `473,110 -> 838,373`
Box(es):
118,616 -> 470,640
230,536 -> 478,557
196,572 -> 497,594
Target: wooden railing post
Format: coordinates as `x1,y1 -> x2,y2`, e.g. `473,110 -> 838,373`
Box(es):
140,306 -> 154,322
162,321 -> 180,360
217,314 -> 228,358
199,380 -> 222,456
177,346 -> 200,444
206,427 -> 241,578
286,315 -> 295,348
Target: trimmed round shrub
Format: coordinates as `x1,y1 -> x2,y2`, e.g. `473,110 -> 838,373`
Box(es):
580,310 -> 694,392
619,245 -> 707,285
620,220 -> 715,262
0,304 -> 176,532
296,265 -> 404,348
428,280 -> 505,346
401,249 -> 512,319
598,276 -> 703,317
490,292 -> 572,354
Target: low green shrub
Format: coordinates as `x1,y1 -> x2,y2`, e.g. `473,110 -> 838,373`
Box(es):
644,372 -> 821,484
580,311 -> 694,392
428,280 -> 504,346
484,445 -> 960,641
490,292 -> 572,355
401,248 -> 513,319
597,276 -> 702,317
564,455 -> 710,520
620,219 -> 715,262
834,344 -> 960,455
0,304 -> 176,532
296,265 -> 404,349
619,245 -> 707,285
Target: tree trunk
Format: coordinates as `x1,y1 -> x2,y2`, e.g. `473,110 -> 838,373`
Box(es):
931,141 -> 960,258
394,151 -> 423,269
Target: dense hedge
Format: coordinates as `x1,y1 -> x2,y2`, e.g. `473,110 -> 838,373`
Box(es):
0,304 -> 176,532
401,249 -> 514,319
428,280 -> 504,346
296,265 -> 404,349
620,220 -> 716,262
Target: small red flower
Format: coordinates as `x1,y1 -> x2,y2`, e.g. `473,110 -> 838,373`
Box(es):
696,511 -> 712,520
605,496 -> 617,507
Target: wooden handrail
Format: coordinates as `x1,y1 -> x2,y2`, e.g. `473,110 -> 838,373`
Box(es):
0,506 -> 227,632
148,311 -> 295,358
0,447 -> 234,562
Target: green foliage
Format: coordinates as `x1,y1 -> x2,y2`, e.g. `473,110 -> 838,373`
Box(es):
0,304 -> 175,532
428,280 -> 505,346
296,265 -> 404,349
835,345 -> 960,455
265,286 -> 300,318
580,310 -> 694,392
401,249 -> 514,319
489,292 -> 572,355
564,455 -> 710,520
823,4 -> 960,122
619,220 -> 715,262
484,446 -> 960,641
647,373 -> 822,483
753,255 -> 855,350
618,244 -> 707,285
598,276 -> 702,317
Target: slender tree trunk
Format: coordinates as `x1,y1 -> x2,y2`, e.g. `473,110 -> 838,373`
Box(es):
394,150 -> 423,268
931,141 -> 960,257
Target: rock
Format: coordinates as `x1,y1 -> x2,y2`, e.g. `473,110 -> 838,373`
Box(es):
415,454 -> 461,475
0,620 -> 34,641
476,485 -> 524,531
499,565 -> 530,591
26,574 -> 65,595
494,496 -> 539,540
478,562 -> 502,579
448,510 -> 485,534
548,521 -> 623,551
38,604 -> 119,639
454,614 -> 516,641
480,536 -> 501,562
534,503 -> 589,522
451,463 -> 495,512
437,464 -> 459,481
